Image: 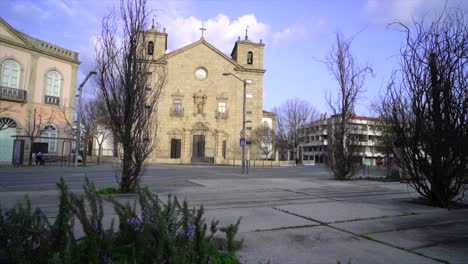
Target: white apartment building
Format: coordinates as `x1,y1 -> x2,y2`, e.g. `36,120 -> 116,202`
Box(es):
296,114 -> 386,166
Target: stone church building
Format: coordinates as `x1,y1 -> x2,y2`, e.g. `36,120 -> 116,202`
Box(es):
145,25 -> 272,164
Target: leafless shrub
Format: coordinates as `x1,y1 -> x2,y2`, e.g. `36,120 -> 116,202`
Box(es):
377,9 -> 468,207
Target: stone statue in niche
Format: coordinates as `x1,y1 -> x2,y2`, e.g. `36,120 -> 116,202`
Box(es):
193,90 -> 207,116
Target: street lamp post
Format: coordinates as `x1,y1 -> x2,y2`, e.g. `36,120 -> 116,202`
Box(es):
223,72 -> 252,174
74,71 -> 97,167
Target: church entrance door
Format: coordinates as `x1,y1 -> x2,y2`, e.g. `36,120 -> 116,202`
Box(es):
191,135 -> 205,163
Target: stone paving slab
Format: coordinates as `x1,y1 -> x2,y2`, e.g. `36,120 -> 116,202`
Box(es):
274,199 -> 444,224
331,209 -> 468,235
369,221 -> 468,252
416,242 -> 468,264
237,226 -> 439,264
204,207 -> 319,233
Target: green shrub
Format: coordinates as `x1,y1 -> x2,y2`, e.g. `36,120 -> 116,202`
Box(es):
0,178 -> 242,264
97,187 -> 121,195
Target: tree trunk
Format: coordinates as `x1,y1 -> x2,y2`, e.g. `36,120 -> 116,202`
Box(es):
97,144 -> 102,164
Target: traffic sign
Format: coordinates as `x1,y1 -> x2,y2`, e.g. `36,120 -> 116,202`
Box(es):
240,130 -> 246,138
239,138 -> 246,146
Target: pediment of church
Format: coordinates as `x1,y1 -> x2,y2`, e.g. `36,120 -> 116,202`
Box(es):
164,38 -> 243,68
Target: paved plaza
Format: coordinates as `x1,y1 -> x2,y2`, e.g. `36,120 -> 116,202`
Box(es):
0,165 -> 467,263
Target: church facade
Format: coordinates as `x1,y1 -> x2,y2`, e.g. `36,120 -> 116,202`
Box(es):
146,26 -> 271,164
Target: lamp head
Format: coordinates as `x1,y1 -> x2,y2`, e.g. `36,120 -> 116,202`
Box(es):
90,71 -> 97,75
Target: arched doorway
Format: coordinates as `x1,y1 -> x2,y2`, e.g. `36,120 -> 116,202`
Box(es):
0,117 -> 17,162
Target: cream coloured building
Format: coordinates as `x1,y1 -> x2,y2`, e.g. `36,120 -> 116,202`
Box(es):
0,18 -> 79,163
145,26 -> 271,164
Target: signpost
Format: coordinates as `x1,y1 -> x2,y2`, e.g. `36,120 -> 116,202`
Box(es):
240,138 -> 246,146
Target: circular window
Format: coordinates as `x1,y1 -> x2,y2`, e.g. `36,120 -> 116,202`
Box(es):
195,67 -> 207,80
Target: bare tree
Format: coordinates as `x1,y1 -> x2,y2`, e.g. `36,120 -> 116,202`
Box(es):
95,0 -> 165,192
22,107 -> 55,165
377,9 -> 467,208
90,99 -> 112,164
251,124 -> 274,159
322,32 -> 372,180
272,98 -> 318,159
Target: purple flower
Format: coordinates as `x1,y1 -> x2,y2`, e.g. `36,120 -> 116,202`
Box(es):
126,217 -> 143,232
185,223 -> 195,241
141,208 -> 149,221
91,218 -> 99,231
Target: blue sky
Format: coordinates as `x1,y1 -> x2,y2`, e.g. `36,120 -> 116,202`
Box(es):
1,0 -> 466,116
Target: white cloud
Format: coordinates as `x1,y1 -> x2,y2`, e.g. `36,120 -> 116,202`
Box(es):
158,13 -> 270,54
271,18 -> 317,46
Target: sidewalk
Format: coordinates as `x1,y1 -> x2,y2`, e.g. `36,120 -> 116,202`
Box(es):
1,172 -> 467,263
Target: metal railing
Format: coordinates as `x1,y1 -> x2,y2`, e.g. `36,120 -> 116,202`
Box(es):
170,107 -> 184,117
215,110 -> 229,119
45,95 -> 60,105
0,86 -> 27,102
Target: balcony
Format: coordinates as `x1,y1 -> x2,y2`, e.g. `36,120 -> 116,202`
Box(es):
45,95 -> 60,105
170,107 -> 184,117
0,86 -> 27,102
215,110 -> 229,119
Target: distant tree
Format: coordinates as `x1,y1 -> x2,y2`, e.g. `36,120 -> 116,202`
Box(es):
95,0 -> 166,192
251,123 -> 274,159
22,107 -> 55,165
377,9 -> 467,208
272,98 -> 319,159
322,32 -> 372,180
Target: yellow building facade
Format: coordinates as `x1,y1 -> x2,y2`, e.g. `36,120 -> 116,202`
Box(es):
147,26 -> 270,164
0,18 -> 79,163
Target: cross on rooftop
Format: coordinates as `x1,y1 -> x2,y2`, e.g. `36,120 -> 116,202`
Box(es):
199,26 -> 206,38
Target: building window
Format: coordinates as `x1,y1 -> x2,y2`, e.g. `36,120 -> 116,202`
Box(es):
45,70 -> 61,98
148,41 -> 154,55
216,102 -> 228,119
1,59 -> 20,88
222,140 -> 226,159
247,51 -> 253,64
171,99 -> 183,116
218,102 -> 226,113
41,124 -> 57,152
170,138 -> 181,158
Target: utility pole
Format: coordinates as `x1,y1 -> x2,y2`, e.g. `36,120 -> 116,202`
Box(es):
75,71 -> 97,167
223,72 -> 252,174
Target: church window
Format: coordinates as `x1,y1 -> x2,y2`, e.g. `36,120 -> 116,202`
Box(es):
1,59 -> 20,89
148,41 -> 154,55
172,99 -> 182,115
41,124 -> 57,152
170,138 -> 181,158
247,51 -> 253,64
218,102 -> 226,113
222,140 -> 226,159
